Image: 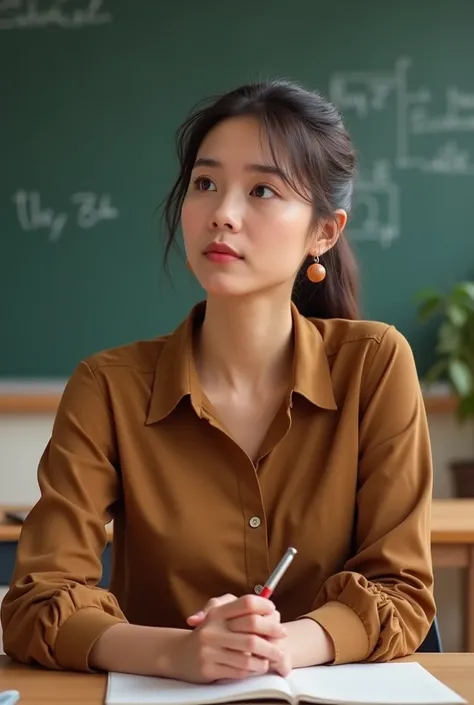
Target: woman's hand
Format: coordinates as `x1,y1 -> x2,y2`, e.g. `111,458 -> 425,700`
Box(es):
160,595 -> 286,683
185,594 -> 291,678
226,609 -> 291,677
186,593 -> 239,627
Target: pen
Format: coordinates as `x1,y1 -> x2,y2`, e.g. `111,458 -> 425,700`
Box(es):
259,546 -> 297,599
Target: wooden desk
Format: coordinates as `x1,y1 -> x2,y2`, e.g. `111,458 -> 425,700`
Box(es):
0,653 -> 473,705
1,500 -> 474,649
430,500 -> 474,652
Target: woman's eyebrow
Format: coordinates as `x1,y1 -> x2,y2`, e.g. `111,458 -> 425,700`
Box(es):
193,157 -> 286,180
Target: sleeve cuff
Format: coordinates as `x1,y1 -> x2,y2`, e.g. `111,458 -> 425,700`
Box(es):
300,600 -> 370,664
55,607 -> 127,671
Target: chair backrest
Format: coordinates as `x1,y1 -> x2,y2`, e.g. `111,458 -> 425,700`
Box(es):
417,617 -> 442,652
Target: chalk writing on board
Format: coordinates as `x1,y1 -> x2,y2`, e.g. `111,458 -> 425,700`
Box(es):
0,0 -> 112,30
347,160 -> 399,247
411,87 -> 474,134
329,57 -> 474,176
12,190 -> 119,242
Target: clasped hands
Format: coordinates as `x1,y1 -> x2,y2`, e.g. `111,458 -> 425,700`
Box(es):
172,593 -> 292,683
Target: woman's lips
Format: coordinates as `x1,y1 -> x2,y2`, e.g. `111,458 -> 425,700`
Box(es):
204,251 -> 242,263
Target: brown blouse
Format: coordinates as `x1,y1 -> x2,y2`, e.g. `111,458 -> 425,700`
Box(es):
1,302 -> 435,671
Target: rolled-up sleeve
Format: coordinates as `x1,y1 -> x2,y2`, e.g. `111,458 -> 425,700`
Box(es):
0,361 -> 128,671
300,327 -> 435,664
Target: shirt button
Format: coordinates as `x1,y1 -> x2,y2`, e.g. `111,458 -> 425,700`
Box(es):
249,516 -> 261,528
254,584 -> 264,595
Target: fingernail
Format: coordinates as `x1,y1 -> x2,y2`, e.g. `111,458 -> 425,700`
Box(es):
190,610 -> 205,619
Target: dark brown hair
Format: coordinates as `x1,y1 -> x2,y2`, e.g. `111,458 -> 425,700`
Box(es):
162,79 -> 360,320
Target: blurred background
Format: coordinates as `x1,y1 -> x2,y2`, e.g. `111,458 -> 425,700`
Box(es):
1,0 -> 473,654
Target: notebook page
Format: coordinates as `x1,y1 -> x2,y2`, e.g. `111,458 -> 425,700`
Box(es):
287,663 -> 466,705
107,671 -> 292,705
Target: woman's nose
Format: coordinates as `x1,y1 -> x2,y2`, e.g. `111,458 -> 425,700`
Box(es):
211,218 -> 236,231
210,195 -> 242,232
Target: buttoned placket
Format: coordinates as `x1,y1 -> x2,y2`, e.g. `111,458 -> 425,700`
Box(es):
198,397 -> 294,595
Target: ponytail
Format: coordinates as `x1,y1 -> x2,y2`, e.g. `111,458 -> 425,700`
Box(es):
292,235 -> 359,320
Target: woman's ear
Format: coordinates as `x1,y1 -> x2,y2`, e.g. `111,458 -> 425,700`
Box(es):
311,209 -> 348,255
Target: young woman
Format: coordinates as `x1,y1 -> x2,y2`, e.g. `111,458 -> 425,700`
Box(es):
1,79 -> 435,683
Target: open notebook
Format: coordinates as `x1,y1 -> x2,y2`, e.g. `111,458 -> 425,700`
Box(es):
106,662 -> 466,705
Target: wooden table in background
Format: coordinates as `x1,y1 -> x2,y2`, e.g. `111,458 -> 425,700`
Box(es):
0,653 -> 473,705
1,500 -> 474,650
430,500 -> 474,652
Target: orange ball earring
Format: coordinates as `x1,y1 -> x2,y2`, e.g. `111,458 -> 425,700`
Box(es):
306,255 -> 326,283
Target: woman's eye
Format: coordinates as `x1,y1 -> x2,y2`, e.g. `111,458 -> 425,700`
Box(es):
252,185 -> 275,199
194,177 -> 216,192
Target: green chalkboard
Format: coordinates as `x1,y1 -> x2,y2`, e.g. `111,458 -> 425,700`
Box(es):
2,0 -> 473,379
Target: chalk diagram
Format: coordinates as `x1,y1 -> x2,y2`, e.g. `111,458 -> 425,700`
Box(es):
329,57 -> 474,246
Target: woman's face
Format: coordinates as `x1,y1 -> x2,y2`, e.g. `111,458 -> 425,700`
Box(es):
181,116 -> 323,300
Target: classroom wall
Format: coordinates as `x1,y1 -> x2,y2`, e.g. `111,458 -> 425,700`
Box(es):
1,411 -> 473,652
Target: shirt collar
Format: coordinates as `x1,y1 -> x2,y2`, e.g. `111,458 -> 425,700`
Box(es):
145,302 -> 205,425
146,300 -> 336,425
290,302 -> 337,411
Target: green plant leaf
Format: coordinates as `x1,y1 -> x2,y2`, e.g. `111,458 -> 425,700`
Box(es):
424,358 -> 448,385
446,304 -> 468,327
456,392 -> 474,422
452,282 -> 474,305
415,290 -> 443,321
448,359 -> 473,397
436,321 -> 460,354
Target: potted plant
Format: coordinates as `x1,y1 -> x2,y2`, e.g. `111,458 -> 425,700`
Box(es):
416,281 -> 474,497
